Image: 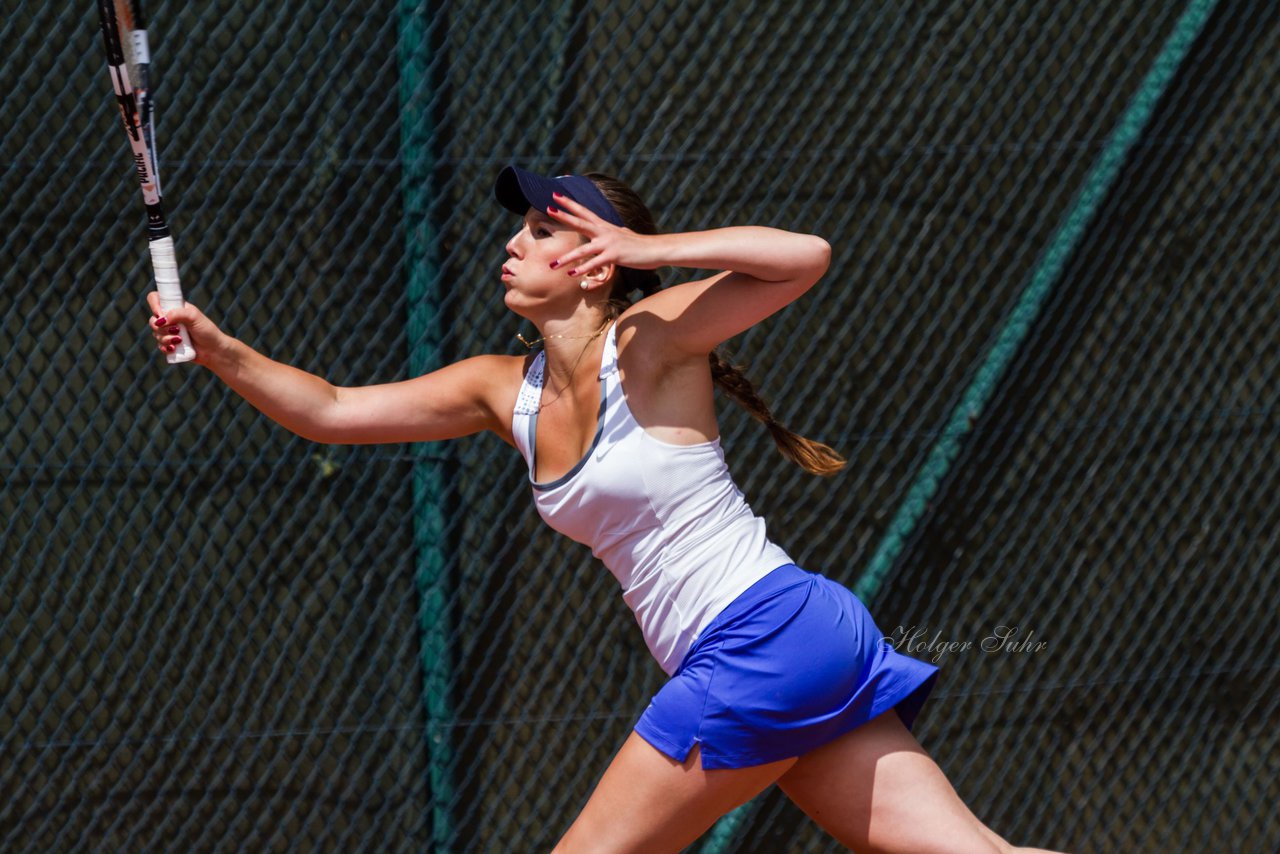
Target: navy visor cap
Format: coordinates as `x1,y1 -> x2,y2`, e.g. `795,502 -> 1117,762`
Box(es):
494,165 -> 625,228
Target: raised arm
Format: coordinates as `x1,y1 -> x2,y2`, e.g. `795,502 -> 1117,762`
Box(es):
545,195 -> 830,358
145,292 -> 513,445
622,226 -> 831,286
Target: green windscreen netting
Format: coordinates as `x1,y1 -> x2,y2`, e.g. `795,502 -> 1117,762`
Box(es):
1,1 -> 1276,851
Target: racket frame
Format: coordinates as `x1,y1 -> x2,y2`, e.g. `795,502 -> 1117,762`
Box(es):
99,0 -> 195,364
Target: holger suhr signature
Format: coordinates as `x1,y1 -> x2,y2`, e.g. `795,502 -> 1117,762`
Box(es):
885,625 -> 1048,663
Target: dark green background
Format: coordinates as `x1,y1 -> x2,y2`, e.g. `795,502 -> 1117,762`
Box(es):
0,1 -> 1276,850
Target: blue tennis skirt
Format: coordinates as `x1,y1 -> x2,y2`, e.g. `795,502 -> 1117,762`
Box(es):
634,563 -> 940,770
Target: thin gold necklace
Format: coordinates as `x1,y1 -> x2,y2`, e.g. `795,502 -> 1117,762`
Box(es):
524,318 -> 611,414
516,318 -> 610,350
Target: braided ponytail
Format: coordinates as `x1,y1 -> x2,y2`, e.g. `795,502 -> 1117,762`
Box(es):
705,350 -> 847,476
585,172 -> 847,477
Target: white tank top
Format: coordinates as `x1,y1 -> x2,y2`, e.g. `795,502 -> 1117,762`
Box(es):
511,320 -> 794,675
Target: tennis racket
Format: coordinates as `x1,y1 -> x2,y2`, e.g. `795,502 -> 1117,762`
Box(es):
98,0 -> 195,364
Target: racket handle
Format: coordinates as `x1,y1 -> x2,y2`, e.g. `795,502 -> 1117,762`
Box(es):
150,236 -> 196,364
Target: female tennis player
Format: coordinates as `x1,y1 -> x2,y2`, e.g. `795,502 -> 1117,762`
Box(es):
145,166 -> 1066,854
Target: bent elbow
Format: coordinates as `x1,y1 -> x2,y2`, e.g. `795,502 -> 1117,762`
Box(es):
289,422 -> 337,445
295,391 -> 346,444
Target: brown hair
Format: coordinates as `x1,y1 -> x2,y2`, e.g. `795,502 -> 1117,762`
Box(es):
585,171 -> 846,477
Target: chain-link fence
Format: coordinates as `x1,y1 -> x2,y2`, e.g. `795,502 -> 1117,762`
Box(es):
2,0 -> 1277,851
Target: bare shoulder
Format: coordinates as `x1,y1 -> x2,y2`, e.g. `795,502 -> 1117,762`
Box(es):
614,301 -> 708,374
615,266 -> 819,360
470,352 -> 534,448
613,305 -> 721,445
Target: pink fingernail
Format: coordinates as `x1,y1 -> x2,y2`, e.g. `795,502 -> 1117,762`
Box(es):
568,269 -> 578,276
552,192 -> 564,199
155,316 -> 167,327
549,261 -> 559,269
547,206 -> 559,215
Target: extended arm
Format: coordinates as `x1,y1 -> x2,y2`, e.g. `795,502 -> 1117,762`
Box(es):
201,336 -> 338,441
145,292 -> 509,444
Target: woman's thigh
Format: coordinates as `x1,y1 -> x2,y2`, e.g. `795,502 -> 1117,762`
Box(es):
777,707 -> 1006,854
553,731 -> 797,854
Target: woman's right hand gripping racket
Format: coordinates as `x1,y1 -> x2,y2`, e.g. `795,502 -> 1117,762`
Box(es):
98,0 -> 195,364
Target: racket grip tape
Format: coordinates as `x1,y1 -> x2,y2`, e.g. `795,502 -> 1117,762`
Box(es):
150,236 -> 196,364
